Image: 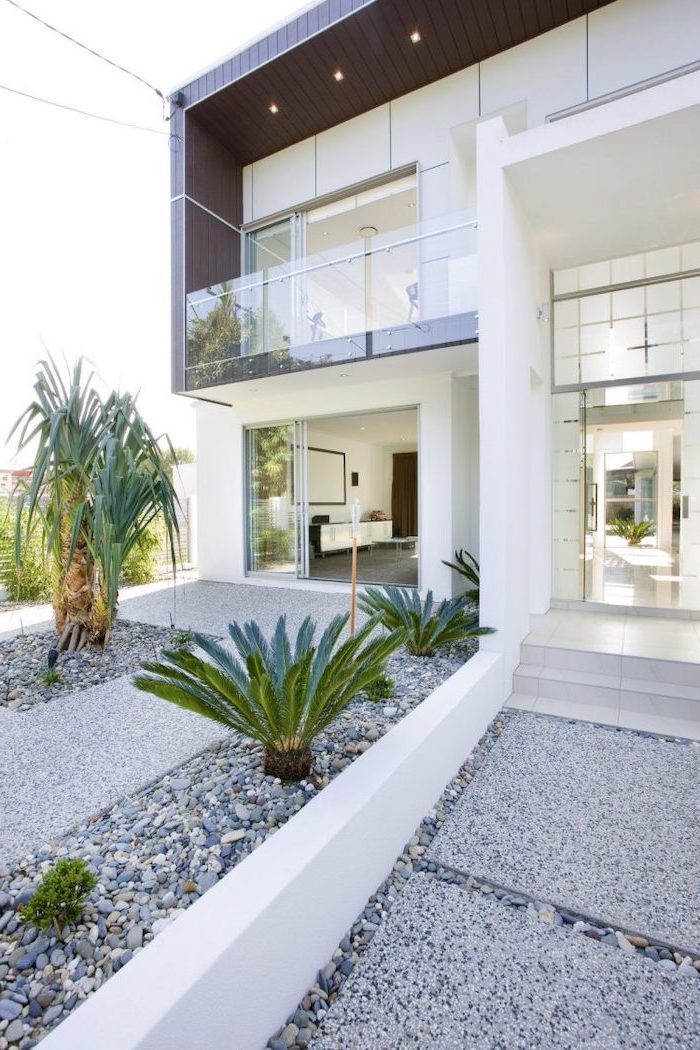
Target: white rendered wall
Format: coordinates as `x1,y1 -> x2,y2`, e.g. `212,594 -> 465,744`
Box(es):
304,425 -> 394,523
450,375 -> 479,595
195,401 -> 241,582
588,0 -> 700,99
480,18 -> 587,127
477,116 -> 551,692
241,0 -> 700,226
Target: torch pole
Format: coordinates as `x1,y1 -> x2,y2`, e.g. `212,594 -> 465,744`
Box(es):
350,536 -> 358,635
350,498 -> 361,635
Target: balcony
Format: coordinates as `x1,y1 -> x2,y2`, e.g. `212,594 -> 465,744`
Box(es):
184,212 -> 478,391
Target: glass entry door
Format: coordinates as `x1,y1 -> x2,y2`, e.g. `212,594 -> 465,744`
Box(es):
245,421 -> 308,576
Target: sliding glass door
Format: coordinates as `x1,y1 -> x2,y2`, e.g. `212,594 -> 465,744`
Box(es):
245,421 -> 308,576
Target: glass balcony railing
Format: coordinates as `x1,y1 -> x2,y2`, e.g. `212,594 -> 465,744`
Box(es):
184,211 -> 478,390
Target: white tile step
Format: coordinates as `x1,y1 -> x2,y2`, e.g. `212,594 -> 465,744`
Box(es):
520,642 -> 700,686
513,663 -> 700,706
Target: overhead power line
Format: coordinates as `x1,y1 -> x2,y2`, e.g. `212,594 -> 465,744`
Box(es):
0,82 -> 169,135
3,0 -> 169,114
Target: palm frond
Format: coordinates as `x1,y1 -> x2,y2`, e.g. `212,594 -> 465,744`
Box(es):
133,612 -> 404,777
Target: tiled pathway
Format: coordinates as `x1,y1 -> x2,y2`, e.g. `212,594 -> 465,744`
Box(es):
316,712 -> 700,1047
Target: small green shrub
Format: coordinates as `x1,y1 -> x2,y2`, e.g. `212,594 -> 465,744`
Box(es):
359,586 -> 494,658
121,526 -> 161,585
364,671 -> 395,701
256,527 -> 293,563
40,667 -> 63,687
21,859 -> 97,935
608,518 -> 655,546
0,504 -> 52,603
442,548 -> 480,603
172,628 -> 195,648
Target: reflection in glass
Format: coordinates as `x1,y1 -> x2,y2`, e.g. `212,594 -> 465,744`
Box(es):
604,451 -> 657,536
246,425 -> 296,573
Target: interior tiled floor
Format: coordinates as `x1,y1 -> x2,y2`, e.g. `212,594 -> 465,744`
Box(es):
584,541 -> 700,610
526,608 -> 700,661
307,544 -> 418,586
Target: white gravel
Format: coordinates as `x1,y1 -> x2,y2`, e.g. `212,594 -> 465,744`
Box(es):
0,674 -> 226,866
314,875 -> 700,1049
429,712 -> 700,953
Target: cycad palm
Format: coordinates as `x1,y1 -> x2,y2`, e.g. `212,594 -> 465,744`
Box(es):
134,613 -> 403,779
358,586 -> 493,657
10,358 -> 180,649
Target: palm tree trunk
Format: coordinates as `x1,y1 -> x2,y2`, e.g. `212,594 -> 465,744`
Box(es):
264,747 -> 312,780
55,509 -> 95,647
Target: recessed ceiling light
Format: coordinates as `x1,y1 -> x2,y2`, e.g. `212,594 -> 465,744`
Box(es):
322,230 -> 328,237
340,372 -> 349,377
360,426 -> 366,430
408,202 -> 416,208
410,30 -> 421,44
269,103 -> 279,114
333,70 -> 344,81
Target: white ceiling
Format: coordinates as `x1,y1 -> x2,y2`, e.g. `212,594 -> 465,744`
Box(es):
193,343 -> 478,406
306,187 -> 418,256
309,407 -> 417,447
507,104 -> 700,269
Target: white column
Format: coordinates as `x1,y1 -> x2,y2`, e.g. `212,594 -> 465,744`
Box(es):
195,401 -> 244,582
476,116 -> 548,694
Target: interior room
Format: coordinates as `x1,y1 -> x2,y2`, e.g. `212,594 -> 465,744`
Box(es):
583,397 -> 684,607
306,407 -> 419,586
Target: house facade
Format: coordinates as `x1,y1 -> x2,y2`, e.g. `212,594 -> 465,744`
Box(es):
170,0 -> 700,695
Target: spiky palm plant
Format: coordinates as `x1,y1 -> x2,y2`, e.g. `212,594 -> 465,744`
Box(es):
441,548 -> 480,603
134,613 -> 403,780
358,586 -> 493,658
10,358 -> 180,650
608,517 -> 656,546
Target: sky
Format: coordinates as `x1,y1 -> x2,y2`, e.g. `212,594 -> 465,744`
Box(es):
0,0 -> 307,465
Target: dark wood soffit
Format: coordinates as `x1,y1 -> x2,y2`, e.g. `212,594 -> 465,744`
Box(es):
185,0 -> 615,166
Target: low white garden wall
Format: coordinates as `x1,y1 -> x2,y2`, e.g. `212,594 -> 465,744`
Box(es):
43,650 -> 504,1050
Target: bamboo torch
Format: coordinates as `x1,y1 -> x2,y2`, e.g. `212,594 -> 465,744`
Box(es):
350,498 -> 361,634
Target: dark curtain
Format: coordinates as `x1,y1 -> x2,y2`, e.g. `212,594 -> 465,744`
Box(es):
392,452 -> 418,537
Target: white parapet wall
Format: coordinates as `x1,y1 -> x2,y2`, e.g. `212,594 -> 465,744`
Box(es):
42,650 -> 503,1050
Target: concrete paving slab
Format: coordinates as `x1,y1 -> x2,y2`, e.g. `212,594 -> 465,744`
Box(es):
429,712 -> 700,952
0,674 -> 226,865
315,876 -> 700,1050
118,579 -> 358,637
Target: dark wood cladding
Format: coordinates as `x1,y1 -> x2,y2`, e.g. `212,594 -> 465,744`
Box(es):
183,0 -> 614,166
171,199 -> 185,393
185,115 -> 243,227
185,201 -> 240,295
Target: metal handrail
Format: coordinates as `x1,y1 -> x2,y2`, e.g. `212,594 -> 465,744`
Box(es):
187,217 -> 478,308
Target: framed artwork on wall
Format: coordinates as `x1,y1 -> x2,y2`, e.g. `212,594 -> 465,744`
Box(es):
308,447 -> 347,505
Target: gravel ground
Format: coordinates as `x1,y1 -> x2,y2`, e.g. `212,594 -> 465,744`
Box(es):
0,639 -> 476,1048
0,622 -> 185,712
429,712 -> 700,953
313,875 -> 700,1050
117,580 -> 362,637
